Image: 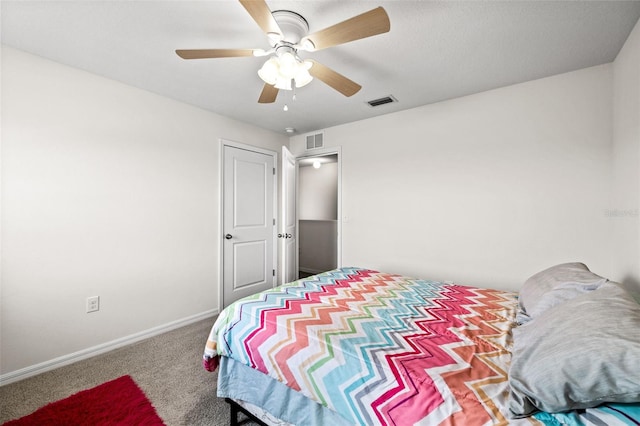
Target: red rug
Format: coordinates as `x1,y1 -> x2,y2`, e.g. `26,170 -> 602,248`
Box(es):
3,375 -> 165,425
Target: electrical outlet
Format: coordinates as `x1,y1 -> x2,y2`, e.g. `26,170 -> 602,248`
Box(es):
86,296 -> 100,313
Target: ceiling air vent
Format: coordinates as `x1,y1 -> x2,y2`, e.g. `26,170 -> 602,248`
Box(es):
367,95 -> 397,107
306,132 -> 324,150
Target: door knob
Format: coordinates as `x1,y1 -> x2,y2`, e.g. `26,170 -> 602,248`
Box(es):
225,234 -> 233,240
278,233 -> 283,238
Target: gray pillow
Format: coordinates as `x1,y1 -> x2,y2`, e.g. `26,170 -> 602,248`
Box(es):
509,282 -> 640,417
517,262 -> 607,322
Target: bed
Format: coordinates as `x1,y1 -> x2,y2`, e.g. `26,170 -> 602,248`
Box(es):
203,265 -> 640,425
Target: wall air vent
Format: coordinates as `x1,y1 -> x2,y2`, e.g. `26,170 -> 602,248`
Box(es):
367,95 -> 398,107
306,132 -> 324,150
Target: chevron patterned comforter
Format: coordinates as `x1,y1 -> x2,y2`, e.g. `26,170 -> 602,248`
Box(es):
203,267 -> 530,425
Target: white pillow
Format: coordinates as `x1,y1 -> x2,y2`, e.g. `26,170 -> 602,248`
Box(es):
517,262 -> 607,322
509,282 -> 640,417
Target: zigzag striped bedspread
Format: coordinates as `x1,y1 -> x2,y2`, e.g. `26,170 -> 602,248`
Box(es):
203,267 -> 531,425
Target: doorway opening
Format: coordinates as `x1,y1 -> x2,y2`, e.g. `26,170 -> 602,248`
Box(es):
296,153 -> 339,278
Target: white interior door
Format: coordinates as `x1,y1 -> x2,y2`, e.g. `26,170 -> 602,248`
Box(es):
223,145 -> 275,307
281,146 -> 297,284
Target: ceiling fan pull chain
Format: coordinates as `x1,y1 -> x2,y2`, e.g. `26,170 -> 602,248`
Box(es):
284,83 -> 296,111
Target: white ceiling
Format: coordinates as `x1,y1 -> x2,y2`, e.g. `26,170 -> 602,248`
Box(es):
2,1 -> 640,135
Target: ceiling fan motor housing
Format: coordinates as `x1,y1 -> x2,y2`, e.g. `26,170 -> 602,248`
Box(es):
271,10 -> 309,44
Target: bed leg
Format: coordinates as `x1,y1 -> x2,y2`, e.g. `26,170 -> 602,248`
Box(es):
225,398 -> 269,426
226,398 -> 240,426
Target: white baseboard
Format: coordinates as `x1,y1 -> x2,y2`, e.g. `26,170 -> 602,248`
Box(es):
0,309 -> 218,386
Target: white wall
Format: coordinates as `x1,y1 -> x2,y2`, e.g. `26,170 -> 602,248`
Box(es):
611,18 -> 640,293
299,221 -> 338,274
291,64 -> 613,291
0,47 -> 287,376
299,163 -> 338,220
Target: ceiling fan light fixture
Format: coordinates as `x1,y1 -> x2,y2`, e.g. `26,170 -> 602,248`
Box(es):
274,76 -> 292,91
294,66 -> 313,88
278,52 -> 298,79
258,57 -> 279,85
259,53 -> 313,90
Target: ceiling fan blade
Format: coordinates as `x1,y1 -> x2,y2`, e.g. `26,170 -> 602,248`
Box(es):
301,7 -> 390,51
176,49 -> 256,59
239,0 -> 283,41
258,84 -> 279,103
308,60 -> 361,97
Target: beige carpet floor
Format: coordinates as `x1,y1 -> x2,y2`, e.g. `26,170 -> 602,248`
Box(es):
0,317 -> 245,425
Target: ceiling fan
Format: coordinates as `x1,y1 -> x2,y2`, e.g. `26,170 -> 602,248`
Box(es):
176,0 -> 390,104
